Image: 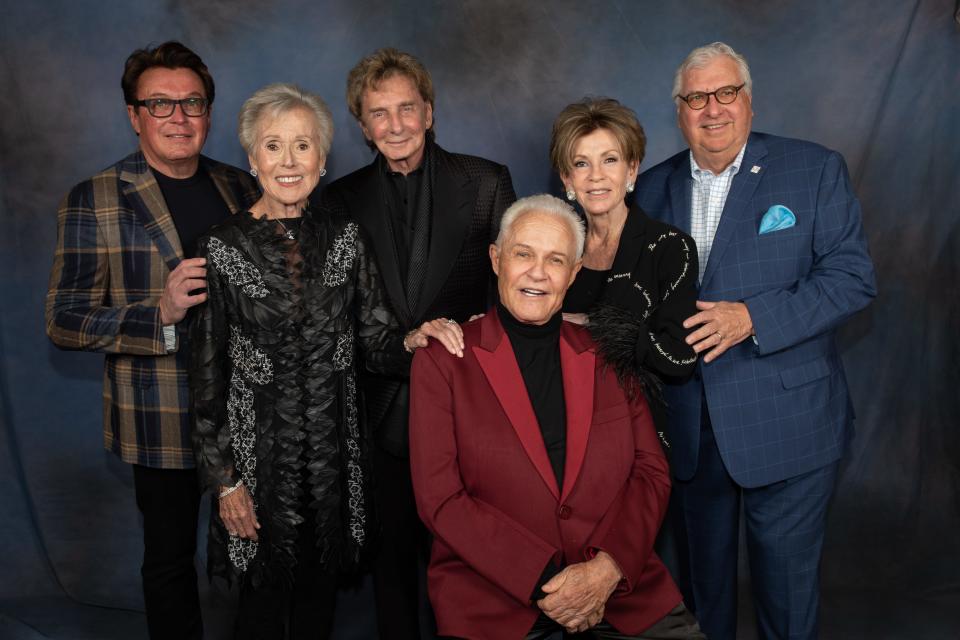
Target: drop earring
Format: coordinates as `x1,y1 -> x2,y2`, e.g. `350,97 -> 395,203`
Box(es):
250,168 -> 258,177
566,189 -> 576,201
626,183 -> 634,193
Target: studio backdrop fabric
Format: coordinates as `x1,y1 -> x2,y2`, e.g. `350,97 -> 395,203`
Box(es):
0,0 -> 957,634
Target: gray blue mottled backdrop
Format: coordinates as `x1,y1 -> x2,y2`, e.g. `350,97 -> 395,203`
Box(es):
1,0 -> 958,638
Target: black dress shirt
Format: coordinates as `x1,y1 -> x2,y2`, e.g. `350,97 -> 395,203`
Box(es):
382,160 -> 425,284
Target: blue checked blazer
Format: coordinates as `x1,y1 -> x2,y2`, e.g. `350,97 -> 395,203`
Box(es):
46,150 -> 259,469
635,132 -> 876,487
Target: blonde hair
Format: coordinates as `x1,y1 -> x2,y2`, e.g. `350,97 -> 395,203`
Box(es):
346,48 -> 435,149
550,98 -> 646,176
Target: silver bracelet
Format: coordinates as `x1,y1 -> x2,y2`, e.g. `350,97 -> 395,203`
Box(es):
218,479 -> 243,499
403,330 -> 417,353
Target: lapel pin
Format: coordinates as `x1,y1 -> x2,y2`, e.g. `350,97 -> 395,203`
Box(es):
750,165 -> 762,174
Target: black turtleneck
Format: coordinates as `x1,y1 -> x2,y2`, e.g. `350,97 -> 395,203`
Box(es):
497,302 -> 566,489
152,166 -> 231,258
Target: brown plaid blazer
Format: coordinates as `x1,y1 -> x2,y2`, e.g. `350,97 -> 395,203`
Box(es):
46,150 -> 259,469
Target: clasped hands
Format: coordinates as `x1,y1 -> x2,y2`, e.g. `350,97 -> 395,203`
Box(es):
537,551 -> 622,634
684,300 -> 754,363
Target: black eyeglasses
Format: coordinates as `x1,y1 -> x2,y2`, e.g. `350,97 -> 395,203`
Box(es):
132,97 -> 209,117
676,84 -> 746,110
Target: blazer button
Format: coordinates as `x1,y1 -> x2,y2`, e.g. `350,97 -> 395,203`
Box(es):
557,505 -> 572,520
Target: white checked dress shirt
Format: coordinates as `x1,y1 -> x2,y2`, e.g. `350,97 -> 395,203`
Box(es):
689,144 -> 747,282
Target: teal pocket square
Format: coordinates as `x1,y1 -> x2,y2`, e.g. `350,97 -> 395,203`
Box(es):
759,205 -> 796,234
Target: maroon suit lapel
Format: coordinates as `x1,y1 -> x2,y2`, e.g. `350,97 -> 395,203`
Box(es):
559,323 -> 595,503
473,312 -> 560,499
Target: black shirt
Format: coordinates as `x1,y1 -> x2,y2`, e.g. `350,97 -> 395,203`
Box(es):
497,302 -> 566,488
382,159 -> 425,283
152,167 -> 232,258
562,266 -> 611,314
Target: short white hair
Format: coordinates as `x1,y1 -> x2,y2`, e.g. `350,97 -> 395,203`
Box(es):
238,83 -> 334,157
672,42 -> 752,106
495,194 -> 585,259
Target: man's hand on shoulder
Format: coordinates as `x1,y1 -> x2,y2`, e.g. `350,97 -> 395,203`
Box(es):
404,318 -> 465,357
159,257 -> 208,324
684,300 -> 754,364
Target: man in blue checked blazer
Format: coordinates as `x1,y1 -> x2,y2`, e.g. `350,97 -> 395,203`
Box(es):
634,42 -> 876,640
45,42 -> 258,639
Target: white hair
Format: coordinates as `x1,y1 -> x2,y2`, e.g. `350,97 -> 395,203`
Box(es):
672,42 -> 752,106
495,194 -> 585,259
238,83 -> 334,157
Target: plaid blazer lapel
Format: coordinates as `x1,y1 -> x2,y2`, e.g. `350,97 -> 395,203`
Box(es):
205,156 -> 259,215
119,152 -> 183,271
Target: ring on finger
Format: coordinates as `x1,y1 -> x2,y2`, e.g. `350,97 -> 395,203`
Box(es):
445,318 -> 456,325
715,331 -> 723,341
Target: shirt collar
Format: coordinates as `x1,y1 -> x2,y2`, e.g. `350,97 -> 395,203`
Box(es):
378,140 -> 431,178
689,143 -> 747,180
386,163 -> 425,180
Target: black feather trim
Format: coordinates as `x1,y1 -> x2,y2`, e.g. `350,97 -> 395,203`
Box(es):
587,303 -> 665,406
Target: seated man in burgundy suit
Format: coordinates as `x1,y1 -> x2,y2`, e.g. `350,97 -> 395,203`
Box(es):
409,194 -> 704,640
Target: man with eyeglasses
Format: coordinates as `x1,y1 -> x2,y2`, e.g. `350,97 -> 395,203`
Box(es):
46,41 -> 258,639
634,42 -> 876,639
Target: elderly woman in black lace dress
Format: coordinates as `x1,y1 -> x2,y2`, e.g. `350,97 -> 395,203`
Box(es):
552,98 -> 698,436
190,83 -> 462,639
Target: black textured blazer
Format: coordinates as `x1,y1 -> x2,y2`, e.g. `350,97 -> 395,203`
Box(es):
320,141 -> 516,454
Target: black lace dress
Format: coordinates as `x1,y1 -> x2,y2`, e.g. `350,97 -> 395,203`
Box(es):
190,207 -> 408,589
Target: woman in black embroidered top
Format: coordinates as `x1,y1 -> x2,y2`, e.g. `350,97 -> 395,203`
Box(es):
190,83 -> 463,639
552,98 -> 698,407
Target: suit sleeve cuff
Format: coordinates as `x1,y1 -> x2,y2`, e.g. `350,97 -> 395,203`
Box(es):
162,325 -> 178,352
585,547 -> 629,594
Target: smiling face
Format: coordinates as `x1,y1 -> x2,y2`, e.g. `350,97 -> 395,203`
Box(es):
677,55 -> 753,174
248,106 -> 325,214
490,211 -> 582,325
127,66 -> 211,178
359,73 -> 433,174
561,127 -> 639,219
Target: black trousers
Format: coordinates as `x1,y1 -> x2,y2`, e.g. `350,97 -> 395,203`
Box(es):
372,445 -> 430,640
523,604 -> 705,640
131,464 -> 203,640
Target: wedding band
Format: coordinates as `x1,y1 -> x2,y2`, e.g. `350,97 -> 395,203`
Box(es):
715,331 -> 723,340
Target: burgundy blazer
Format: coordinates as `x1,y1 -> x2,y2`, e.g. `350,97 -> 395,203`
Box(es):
409,310 -> 681,640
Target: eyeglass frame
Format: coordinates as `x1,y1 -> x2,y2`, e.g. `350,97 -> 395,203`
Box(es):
131,97 -> 210,118
675,84 -> 746,110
